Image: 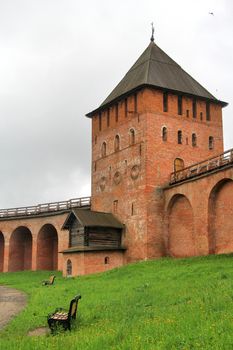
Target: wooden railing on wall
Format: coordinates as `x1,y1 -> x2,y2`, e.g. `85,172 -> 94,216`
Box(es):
170,148 -> 233,185
0,196 -> 91,218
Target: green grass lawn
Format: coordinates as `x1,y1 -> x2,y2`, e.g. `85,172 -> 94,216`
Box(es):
1,255 -> 233,349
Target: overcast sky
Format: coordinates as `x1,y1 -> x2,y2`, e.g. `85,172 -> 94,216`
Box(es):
0,0 -> 232,208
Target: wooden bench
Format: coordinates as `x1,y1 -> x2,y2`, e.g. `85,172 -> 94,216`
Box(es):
47,295 -> 81,333
42,275 -> 56,286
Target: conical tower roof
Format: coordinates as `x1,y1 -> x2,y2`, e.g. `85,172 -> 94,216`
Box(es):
86,41 -> 226,117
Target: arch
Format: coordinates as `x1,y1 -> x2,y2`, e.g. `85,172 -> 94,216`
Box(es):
167,194 -> 195,257
9,226 -> 32,272
104,256 -> 110,265
129,128 -> 135,145
66,259 -> 72,276
101,142 -> 107,157
208,179 -> 233,254
174,158 -> 184,173
162,126 -> 167,142
114,134 -> 120,151
37,224 -> 58,270
0,232 -> 4,272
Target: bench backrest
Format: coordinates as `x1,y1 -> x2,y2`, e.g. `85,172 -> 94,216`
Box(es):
68,295 -> 82,320
49,275 -> 56,284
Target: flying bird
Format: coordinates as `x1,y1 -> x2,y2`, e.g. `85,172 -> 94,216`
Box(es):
209,12 -> 214,16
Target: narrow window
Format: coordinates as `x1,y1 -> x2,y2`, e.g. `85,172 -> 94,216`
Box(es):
162,126 -> 167,142
178,95 -> 182,115
192,133 -> 197,147
114,135 -> 120,151
134,93 -> 137,113
174,158 -> 184,172
94,135 -> 97,144
178,130 -> 182,144
131,203 -> 134,216
209,136 -> 214,150
104,257 -> 109,265
130,129 -> 135,145
93,161 -> 96,171
206,102 -> 210,121
186,110 -> 189,118
200,112 -> 203,120
99,112 -> 102,131
107,109 -> 110,127
115,103 -> 118,122
124,98 -> 128,117
101,142 -> 107,157
113,200 -> 118,213
192,100 -> 197,118
163,92 -> 168,112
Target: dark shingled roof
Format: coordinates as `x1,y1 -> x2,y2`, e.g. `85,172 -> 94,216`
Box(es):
86,41 -> 227,117
62,209 -> 124,229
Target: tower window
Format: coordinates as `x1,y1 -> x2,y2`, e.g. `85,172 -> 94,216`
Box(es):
107,109 -> 110,127
131,203 -> 134,216
134,93 -> 138,113
178,130 -> 182,144
206,102 -> 211,121
186,110 -> 189,118
178,95 -> 182,115
115,103 -> 118,122
200,112 -> 203,120
101,142 -> 107,157
192,100 -> 197,118
209,136 -> 214,150
192,133 -> 197,147
162,126 -> 167,141
99,112 -> 102,131
129,128 -> 135,145
114,135 -> 120,152
113,200 -> 118,213
174,158 -> 184,172
124,98 -> 128,117
163,92 -> 168,112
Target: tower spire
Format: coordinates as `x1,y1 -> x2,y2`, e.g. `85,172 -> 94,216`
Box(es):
150,22 -> 154,42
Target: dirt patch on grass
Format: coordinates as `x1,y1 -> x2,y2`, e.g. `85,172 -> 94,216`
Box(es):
28,327 -> 50,336
0,286 -> 27,330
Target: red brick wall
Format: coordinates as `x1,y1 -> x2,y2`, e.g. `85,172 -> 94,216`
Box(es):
62,251 -> 124,276
91,87 -> 224,262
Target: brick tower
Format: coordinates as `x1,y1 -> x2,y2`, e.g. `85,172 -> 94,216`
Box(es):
86,36 -> 227,263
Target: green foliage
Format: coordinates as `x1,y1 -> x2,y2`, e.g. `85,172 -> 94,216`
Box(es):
1,255 -> 233,349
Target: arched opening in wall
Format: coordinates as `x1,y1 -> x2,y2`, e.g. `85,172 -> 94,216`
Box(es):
9,226 -> 32,272
114,135 -> 120,151
66,259 -> 72,276
0,232 -> 4,272
101,142 -> 107,157
129,128 -> 135,145
167,194 -> 195,257
208,179 -> 233,254
162,126 -> 167,142
174,158 -> 184,173
104,256 -> 109,265
36,224 -> 58,270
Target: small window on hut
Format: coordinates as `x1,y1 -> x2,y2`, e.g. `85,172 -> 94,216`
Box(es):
66,259 -> 72,277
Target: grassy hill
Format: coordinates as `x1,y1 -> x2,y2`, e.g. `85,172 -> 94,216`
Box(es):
0,255 -> 233,349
